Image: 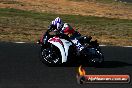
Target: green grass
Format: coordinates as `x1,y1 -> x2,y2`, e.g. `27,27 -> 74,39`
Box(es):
0,8 -> 132,45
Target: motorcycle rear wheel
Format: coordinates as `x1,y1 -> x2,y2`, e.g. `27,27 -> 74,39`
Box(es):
89,53 -> 104,66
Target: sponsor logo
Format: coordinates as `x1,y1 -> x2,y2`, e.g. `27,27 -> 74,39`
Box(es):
77,66 -> 130,84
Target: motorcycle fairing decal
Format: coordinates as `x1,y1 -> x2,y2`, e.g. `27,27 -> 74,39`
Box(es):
48,37 -> 72,63
71,38 -> 84,51
60,39 -> 72,62
48,36 -> 63,46
48,37 -> 65,52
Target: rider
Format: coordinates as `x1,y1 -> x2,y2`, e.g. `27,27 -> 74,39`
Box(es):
48,17 -> 90,51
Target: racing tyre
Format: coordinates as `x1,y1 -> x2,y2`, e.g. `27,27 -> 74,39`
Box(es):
40,45 -> 62,66
89,52 -> 104,66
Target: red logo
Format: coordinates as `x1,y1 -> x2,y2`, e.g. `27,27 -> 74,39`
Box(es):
48,37 -> 63,45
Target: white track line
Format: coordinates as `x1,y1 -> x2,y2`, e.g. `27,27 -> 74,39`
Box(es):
99,45 -> 107,47
14,42 -> 132,47
123,46 -> 132,48
14,42 -> 26,44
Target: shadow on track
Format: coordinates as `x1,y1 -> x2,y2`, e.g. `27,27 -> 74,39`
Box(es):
96,61 -> 132,68
43,61 -> 132,68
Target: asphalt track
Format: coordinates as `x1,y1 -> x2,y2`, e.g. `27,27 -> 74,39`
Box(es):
0,42 -> 132,88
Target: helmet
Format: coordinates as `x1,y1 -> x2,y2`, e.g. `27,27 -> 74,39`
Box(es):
61,23 -> 75,35
52,17 -> 63,30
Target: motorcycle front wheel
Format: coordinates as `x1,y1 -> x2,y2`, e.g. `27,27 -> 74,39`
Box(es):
40,45 -> 62,66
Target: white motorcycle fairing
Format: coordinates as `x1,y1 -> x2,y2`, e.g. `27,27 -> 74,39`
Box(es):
48,37 -> 72,63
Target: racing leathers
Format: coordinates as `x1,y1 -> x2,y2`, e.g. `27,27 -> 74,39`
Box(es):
48,17 -> 90,51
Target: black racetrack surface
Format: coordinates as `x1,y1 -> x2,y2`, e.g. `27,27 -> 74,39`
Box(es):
0,42 -> 132,88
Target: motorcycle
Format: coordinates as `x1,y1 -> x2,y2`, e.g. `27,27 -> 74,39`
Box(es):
37,30 -> 104,66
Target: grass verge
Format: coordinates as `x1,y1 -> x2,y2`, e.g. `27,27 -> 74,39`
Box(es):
0,8 -> 132,46
0,0 -> 25,6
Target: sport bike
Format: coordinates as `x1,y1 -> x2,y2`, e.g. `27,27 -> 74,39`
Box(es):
37,30 -> 104,66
